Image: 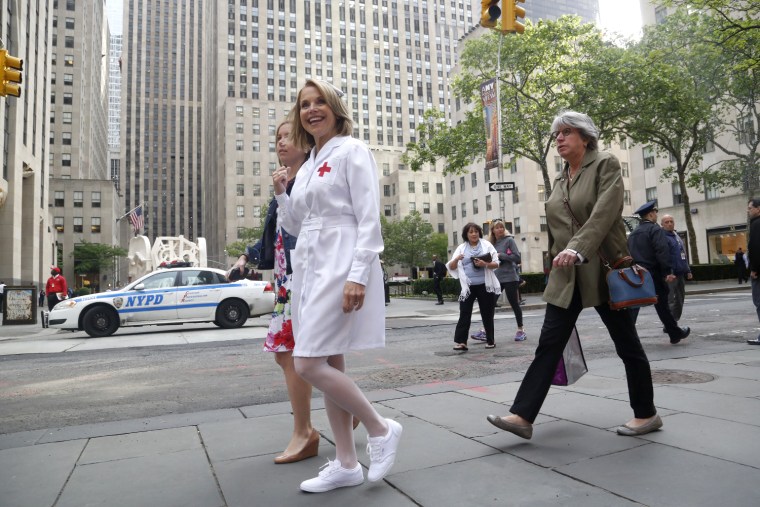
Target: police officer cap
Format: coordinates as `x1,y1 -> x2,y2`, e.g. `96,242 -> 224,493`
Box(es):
634,200 -> 657,216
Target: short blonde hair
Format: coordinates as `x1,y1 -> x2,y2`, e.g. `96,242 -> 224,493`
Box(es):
290,79 -> 353,151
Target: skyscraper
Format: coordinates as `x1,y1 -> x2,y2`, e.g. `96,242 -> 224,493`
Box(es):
121,0 -> 204,241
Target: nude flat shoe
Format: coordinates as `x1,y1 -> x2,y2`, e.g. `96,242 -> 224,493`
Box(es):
486,415 -> 533,439
616,415 -> 662,436
274,429 -> 320,464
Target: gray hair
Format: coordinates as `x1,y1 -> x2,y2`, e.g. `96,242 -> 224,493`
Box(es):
551,111 -> 600,151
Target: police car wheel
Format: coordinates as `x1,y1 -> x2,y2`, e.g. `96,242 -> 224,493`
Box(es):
216,299 -> 249,329
82,306 -> 120,337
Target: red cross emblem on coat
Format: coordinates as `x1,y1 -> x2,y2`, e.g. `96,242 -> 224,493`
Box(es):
317,162 -> 332,177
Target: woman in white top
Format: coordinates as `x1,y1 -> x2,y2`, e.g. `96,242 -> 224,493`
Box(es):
274,79 -> 402,493
447,222 -> 501,350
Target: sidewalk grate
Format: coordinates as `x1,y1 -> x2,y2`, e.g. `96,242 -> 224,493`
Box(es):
651,369 -> 715,384
368,366 -> 464,384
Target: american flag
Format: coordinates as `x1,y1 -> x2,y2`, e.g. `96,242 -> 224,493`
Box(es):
127,205 -> 144,233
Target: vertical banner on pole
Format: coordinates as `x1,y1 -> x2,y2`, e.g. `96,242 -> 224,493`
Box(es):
480,78 -> 499,170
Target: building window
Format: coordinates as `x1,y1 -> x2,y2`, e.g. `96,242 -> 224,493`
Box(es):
450,180 -> 455,195
738,114 -> 755,146
407,181 -> 415,193
54,191 -> 65,207
252,162 -> 260,175
471,172 -> 477,187
91,192 -> 101,207
236,205 -> 245,217
672,182 -> 683,205
422,182 -> 429,194
237,227 -> 246,239
73,217 -> 83,233
64,54 -> 74,66
236,140 -> 243,151
236,106 -> 244,116
472,199 -> 478,214
91,217 -> 101,234
461,202 -> 467,218
409,202 -> 416,212
65,17 -> 75,29
423,202 -> 430,213
62,133 -> 72,145
64,36 -> 74,48
514,217 -> 521,234
437,202 -> 444,214
73,191 -> 83,207
383,163 -> 390,176
62,154 -> 71,166
438,223 -> 445,234
436,183 -> 443,194
460,176 -> 465,192
643,146 -> 655,169
236,184 -> 245,196
621,162 -> 629,177
646,186 -> 658,202
253,206 -> 261,217
63,93 -> 73,104
705,182 -> 720,200
252,184 -> 261,196
384,204 -> 392,216
54,217 -> 64,232
384,185 -> 391,197
486,195 -> 492,211
236,161 -> 244,175
63,73 -> 73,85
451,205 -> 457,220
62,112 -> 72,124
540,216 -> 547,232
554,156 -> 563,173
624,190 -> 631,205
537,185 -> 546,202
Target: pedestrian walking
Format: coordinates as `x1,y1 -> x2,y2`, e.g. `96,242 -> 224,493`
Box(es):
448,223 -> 501,350
38,289 -> 45,308
45,267 -> 68,311
628,202 -> 690,344
735,248 -> 748,284
432,255 -> 446,305
660,214 -> 692,321
489,219 -> 527,341
0,280 -> 5,313
747,198 -> 760,345
274,79 -> 402,492
229,118 -> 319,464
487,111 -> 661,440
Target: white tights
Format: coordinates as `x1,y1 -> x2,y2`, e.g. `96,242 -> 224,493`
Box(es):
295,354 -> 389,468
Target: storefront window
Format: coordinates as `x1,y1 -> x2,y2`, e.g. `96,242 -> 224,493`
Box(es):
706,226 -> 747,264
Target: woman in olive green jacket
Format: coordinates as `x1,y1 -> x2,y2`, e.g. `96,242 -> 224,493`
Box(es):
487,111 -> 662,440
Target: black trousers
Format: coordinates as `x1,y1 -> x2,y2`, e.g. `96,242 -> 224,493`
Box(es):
631,274 -> 682,339
500,281 -> 523,328
510,287 -> 656,423
433,276 -> 443,303
47,293 -> 63,311
454,284 -> 496,346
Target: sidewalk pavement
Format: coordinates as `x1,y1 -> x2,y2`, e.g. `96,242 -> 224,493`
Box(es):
1,281 -> 758,506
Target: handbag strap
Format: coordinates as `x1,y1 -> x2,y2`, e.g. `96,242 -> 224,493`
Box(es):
563,197 -> 628,271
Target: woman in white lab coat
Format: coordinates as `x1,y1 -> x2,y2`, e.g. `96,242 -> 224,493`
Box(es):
274,79 -> 402,493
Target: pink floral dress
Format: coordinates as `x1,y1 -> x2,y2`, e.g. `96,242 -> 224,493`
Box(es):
263,221 -> 295,352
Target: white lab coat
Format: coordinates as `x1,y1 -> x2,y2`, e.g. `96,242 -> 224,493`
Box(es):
276,136 -> 385,357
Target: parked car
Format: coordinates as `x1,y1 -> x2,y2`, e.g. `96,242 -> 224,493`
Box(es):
49,267 -> 274,337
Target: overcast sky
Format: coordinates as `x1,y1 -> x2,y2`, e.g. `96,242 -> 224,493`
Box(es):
106,0 -> 123,35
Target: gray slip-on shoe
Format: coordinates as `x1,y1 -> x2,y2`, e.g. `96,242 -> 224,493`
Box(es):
486,415 -> 533,439
616,414 -> 663,436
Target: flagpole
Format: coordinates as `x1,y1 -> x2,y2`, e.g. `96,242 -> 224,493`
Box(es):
116,203 -> 142,222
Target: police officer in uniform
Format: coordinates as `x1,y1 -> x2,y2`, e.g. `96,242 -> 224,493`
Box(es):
628,201 -> 690,344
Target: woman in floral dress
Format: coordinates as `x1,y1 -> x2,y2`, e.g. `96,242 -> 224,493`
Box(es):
230,120 -> 316,464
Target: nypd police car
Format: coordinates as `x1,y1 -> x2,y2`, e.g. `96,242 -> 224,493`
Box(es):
48,267 -> 275,338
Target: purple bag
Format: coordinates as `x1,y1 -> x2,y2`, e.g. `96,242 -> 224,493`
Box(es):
551,327 -> 587,386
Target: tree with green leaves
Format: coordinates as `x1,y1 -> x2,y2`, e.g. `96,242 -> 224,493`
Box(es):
601,11 -> 728,263
71,242 -> 128,288
381,211 -> 440,271
404,16 -> 621,196
225,202 -> 269,260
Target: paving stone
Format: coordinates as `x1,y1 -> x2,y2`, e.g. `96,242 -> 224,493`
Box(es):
0,429 -> 46,451
56,448 -> 222,507
79,426 -> 201,465
213,452 -> 415,507
558,442 -> 759,507
387,453 -> 639,506
479,419 -> 648,468
0,440 -> 85,507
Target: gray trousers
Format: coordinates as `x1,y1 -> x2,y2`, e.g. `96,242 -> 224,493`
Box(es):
667,275 -> 686,321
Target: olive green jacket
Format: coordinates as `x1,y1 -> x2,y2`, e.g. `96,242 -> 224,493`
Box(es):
543,149 -> 630,309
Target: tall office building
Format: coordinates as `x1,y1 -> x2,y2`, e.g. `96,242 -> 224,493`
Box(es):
0,0 -> 54,286
108,34 -> 122,152
48,0 -> 120,290
121,0 -> 204,241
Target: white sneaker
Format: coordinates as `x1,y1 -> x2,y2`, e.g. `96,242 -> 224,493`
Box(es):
366,418 -> 403,482
299,459 -> 364,493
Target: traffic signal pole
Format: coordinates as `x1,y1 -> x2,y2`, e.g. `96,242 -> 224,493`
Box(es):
496,32 -> 507,224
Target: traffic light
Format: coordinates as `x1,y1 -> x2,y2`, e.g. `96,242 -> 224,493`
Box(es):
502,0 -> 526,34
480,0 -> 501,29
0,49 -> 23,98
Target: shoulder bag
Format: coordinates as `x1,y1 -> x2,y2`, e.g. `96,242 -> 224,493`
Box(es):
563,198 -> 658,311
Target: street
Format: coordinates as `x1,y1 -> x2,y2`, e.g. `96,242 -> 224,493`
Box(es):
0,290 -> 755,435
